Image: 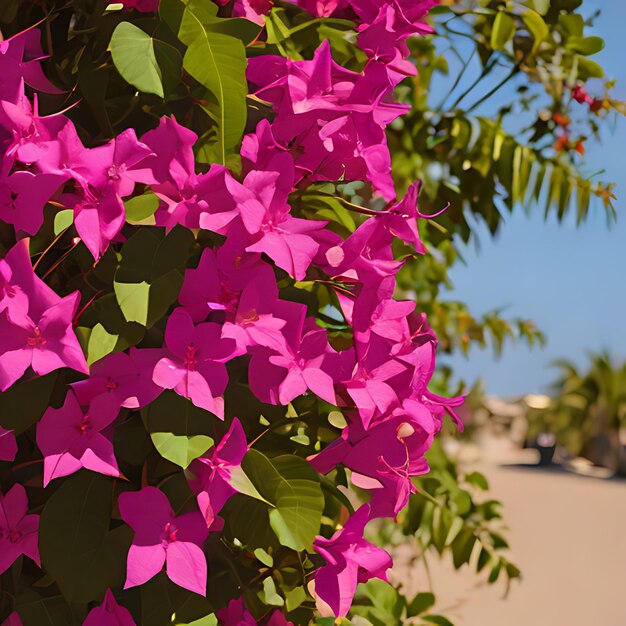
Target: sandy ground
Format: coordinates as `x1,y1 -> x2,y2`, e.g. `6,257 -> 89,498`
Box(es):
391,450 -> 626,625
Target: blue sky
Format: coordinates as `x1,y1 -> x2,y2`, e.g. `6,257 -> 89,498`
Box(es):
440,0 -> 626,396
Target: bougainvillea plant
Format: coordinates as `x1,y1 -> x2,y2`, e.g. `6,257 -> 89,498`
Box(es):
0,0 -> 467,624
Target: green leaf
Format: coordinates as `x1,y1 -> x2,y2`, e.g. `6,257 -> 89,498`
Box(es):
110,22 -> 182,97
285,586 -> 307,612
125,192 -> 159,225
242,450 -> 324,551
14,593 -> 74,626
407,592 -> 435,617
451,528 -> 477,569
0,371 -> 58,434
39,472 -> 131,603
150,432 -> 214,469
422,616 -> 455,626
465,471 -> 489,490
87,322 -> 119,365
228,464 -> 272,505
490,12 -> 516,51
565,36 -> 604,56
143,393 -> 219,463
253,547 -> 273,567
521,10 -> 548,53
179,4 -> 248,163
114,226 -> 194,328
259,577 -> 284,607
53,209 -> 74,236
114,280 -> 151,325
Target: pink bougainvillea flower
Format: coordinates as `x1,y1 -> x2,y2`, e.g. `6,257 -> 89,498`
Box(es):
61,184 -> 125,260
231,0 -> 273,25
188,418 -> 247,527
220,278 -> 290,354
285,0 -> 347,17
309,407 -> 434,477
0,612 -> 22,626
249,325 -> 337,406
229,162 -> 326,281
352,0 -> 437,36
0,240 -> 89,391
71,128 -> 155,198
339,338 -> 408,428
266,611 -> 295,626
72,348 -> 162,414
0,285 -> 87,391
0,91 -> 67,172
141,116 -> 197,186
178,243 -> 276,323
0,240 -> 91,388
119,0 -> 159,11
377,181 -> 428,253
83,589 -> 136,626
0,170 -> 67,235
0,28 -> 63,101
0,427 -> 17,462
247,42 -> 408,200
0,483 -> 40,575
313,504 -> 392,617
152,308 -> 236,417
119,487 -> 209,595
0,256 -> 28,322
216,598 -> 256,626
36,391 -> 120,486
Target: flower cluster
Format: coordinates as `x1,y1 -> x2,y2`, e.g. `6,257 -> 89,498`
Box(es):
0,0 -> 461,624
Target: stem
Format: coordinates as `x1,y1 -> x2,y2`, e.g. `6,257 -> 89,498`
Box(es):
41,241 -> 79,280
449,55 -> 500,110
32,228 -> 69,271
465,60 -> 526,115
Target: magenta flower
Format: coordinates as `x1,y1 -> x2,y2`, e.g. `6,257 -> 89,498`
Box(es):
119,0 -> 159,12
119,487 -> 209,596
0,292 -> 88,391
36,391 -> 120,487
72,348 -> 162,415
0,171 -> 67,235
231,0 -> 273,25
216,598 -> 256,626
220,278 -> 289,354
247,42 -> 408,200
188,418 -> 247,527
0,612 -> 22,626
152,308 -> 236,417
313,505 -> 392,617
377,181 -> 428,253
230,164 -> 326,280
140,118 -> 239,231
0,250 -> 88,390
341,339 -> 407,428
83,589 -> 136,626
0,255 -> 28,322
0,28 -> 63,101
62,185 -> 126,260
0,427 -> 17,462
71,128 -> 155,198
0,483 -> 40,575
249,326 -> 337,406
178,243 -> 276,323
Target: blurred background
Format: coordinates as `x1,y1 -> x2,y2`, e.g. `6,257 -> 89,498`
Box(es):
378,1 -> 626,624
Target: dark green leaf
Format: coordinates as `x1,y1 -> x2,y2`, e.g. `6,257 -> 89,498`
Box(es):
39,473 -> 131,603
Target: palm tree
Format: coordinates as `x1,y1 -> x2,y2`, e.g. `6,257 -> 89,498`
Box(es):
528,353 -> 626,474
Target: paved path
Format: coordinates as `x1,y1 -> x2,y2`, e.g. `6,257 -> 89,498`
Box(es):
391,463 -> 626,626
